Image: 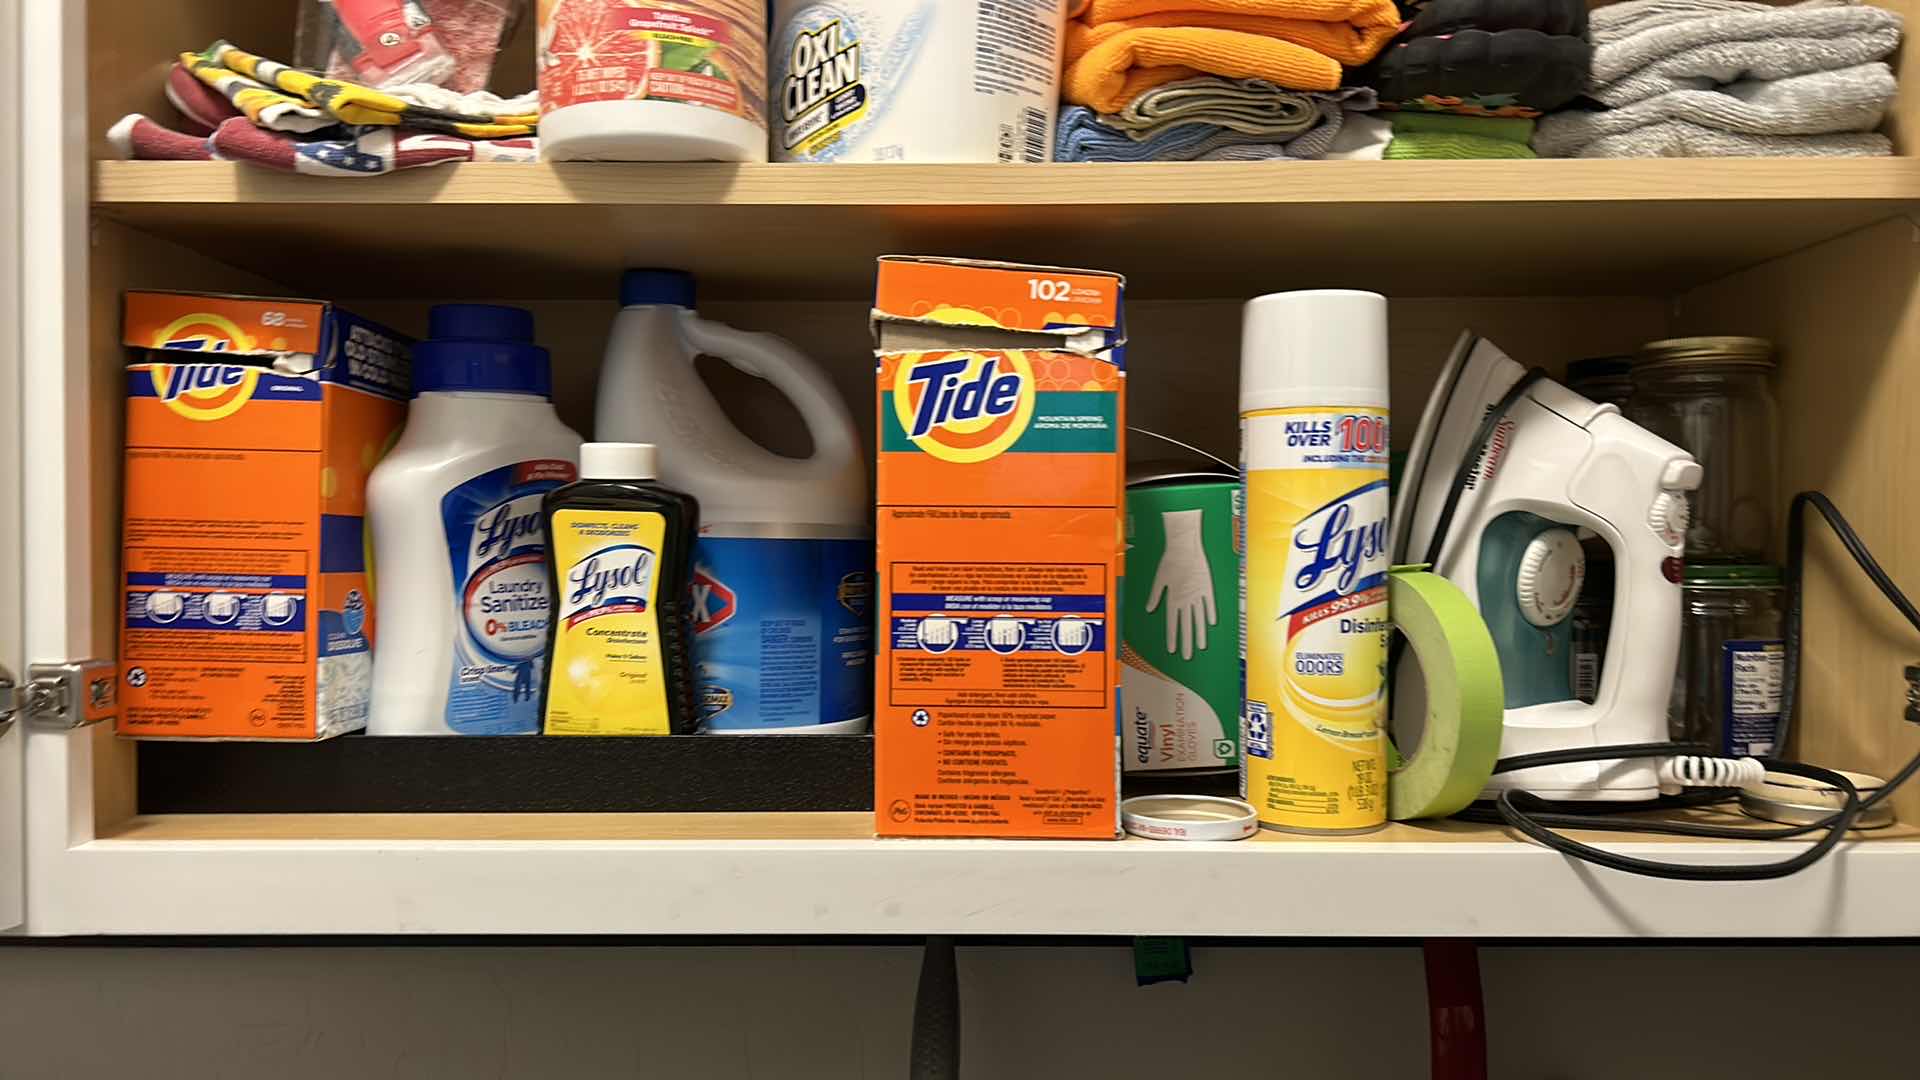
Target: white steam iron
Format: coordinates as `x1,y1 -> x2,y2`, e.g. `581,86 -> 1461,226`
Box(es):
1392,334 -> 1701,801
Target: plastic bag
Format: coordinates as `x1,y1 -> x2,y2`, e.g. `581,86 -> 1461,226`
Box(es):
295,0 -> 529,93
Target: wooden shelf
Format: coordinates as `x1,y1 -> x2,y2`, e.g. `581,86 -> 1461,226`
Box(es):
70,811 -> 1920,937
99,811 -> 1920,844
92,159 -> 1920,300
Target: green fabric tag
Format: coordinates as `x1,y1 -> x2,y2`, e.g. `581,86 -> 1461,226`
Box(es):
1134,937 -> 1192,986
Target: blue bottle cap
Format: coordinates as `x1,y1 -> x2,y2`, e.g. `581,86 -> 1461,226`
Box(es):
621,269 -> 696,309
411,304 -> 551,398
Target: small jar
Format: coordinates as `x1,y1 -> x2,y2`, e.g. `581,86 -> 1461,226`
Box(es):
1670,564 -> 1786,758
1630,337 -> 1778,562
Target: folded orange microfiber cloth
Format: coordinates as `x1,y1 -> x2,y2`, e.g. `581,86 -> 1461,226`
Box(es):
1063,0 -> 1403,113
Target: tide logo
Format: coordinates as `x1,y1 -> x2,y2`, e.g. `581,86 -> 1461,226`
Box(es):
892,350 -> 1035,463
147,363 -> 262,422
151,312 -> 257,355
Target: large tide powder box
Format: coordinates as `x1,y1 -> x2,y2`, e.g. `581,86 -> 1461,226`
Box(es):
872,256 -> 1126,838
118,291 -> 409,739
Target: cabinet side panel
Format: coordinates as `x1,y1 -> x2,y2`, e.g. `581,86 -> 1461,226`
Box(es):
86,1 -> 295,160
1679,217 -> 1920,823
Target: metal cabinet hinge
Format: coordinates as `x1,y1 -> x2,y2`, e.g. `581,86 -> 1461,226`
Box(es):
0,660 -> 116,732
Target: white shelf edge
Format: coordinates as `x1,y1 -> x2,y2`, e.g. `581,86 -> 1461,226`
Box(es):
37,836 -> 1920,937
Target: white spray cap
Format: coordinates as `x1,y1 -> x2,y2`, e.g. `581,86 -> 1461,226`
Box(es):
580,442 -> 658,480
1240,290 -> 1390,413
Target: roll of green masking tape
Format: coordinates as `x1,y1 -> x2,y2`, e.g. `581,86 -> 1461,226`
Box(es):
1388,569 -> 1506,821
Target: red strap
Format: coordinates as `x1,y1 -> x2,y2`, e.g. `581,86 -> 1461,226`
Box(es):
1424,938 -> 1487,1080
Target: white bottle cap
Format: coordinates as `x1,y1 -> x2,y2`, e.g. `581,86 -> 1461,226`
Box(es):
1240,290 -> 1390,414
580,442 -> 657,480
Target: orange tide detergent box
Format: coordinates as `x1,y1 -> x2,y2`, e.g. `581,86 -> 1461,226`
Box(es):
118,292 -> 410,739
873,257 -> 1126,839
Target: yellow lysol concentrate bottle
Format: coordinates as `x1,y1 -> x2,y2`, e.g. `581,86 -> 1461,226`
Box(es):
1239,291 -> 1391,833
540,442 -> 701,736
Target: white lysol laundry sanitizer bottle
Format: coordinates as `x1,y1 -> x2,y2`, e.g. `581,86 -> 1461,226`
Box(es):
367,305 -> 584,735
596,269 -> 873,733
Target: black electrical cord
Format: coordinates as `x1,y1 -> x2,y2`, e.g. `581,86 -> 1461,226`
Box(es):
1490,760 -> 1861,881
1778,491 -> 1920,751
1421,374 -> 1920,879
1456,740 -> 1920,844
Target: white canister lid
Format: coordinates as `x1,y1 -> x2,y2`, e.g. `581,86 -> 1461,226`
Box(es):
580,442 -> 658,480
1121,795 -> 1259,841
1240,290 -> 1389,414
1739,769 -> 1895,829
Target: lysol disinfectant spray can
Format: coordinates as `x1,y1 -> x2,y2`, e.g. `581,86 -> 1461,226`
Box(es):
1240,291 -> 1390,834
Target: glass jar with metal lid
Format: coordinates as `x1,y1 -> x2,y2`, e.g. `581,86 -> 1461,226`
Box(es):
1629,337 -> 1778,562
1670,564 -> 1786,759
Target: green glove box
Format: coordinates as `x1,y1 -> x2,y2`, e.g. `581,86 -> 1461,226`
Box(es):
1123,462 -> 1241,775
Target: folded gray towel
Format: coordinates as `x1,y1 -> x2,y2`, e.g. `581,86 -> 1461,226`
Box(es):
1593,0 -> 1839,40
1550,122 -> 1891,157
1194,94 -> 1367,161
1588,0 -> 1901,105
1110,77 -> 1320,140
1536,62 -> 1895,156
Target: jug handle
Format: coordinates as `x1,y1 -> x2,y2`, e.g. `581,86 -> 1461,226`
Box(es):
682,315 -> 861,471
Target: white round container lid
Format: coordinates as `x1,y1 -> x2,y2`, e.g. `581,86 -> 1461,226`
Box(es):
1121,795 -> 1259,841
1739,769 -> 1895,829
580,442 -> 657,480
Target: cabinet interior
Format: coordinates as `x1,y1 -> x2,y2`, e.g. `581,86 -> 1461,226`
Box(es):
73,0 -> 1920,839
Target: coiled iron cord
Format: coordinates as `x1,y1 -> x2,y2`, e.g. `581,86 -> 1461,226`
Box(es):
1427,391 -> 1920,878
1470,748 -> 1866,881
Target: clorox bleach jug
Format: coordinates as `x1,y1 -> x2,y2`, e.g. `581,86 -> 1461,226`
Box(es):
367,305 -> 584,736
596,270 -> 873,733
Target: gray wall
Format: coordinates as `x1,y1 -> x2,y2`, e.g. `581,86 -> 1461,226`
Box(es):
0,943 -> 1911,1078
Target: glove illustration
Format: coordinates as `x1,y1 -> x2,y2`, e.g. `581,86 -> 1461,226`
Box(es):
1146,508 -> 1216,660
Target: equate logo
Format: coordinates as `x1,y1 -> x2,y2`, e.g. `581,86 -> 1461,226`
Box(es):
147,363 -> 262,422
892,350 -> 1035,463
